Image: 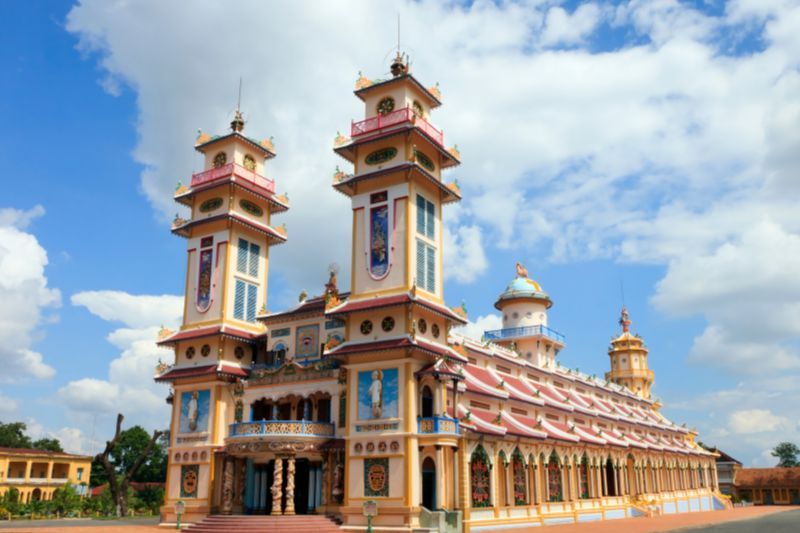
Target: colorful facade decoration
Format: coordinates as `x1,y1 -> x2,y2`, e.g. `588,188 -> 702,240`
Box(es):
156,52 -> 726,531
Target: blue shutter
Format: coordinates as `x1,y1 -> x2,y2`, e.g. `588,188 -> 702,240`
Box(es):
246,282 -> 257,322
248,242 -> 260,277
426,199 -> 435,238
237,239 -> 248,273
416,195 -> 426,235
426,244 -> 436,293
233,280 -> 246,320
416,239 -> 425,288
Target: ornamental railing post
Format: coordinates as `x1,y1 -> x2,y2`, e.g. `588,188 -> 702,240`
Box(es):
261,420 -> 266,435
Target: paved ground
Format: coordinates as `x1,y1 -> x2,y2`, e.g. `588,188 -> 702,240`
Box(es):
539,506 -> 800,533
0,507 -> 796,531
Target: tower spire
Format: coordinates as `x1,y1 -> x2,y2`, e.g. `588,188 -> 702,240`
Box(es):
231,78 -> 245,132
619,306 -> 631,333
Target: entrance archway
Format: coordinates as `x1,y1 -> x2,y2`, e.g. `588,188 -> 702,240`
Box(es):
421,457 -> 436,510
31,488 -> 41,501
605,458 -> 617,496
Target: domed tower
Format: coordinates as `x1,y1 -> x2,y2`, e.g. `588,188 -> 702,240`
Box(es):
484,262 -> 565,367
605,307 -> 654,399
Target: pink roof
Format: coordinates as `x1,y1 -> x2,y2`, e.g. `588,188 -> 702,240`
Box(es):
154,363 -> 248,382
327,292 -> 467,324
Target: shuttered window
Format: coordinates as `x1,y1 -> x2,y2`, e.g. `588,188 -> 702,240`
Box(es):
233,279 -> 258,323
236,238 -> 260,277
416,194 -> 434,239
416,239 -> 436,293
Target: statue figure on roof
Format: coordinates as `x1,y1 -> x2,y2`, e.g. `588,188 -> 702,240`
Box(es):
516,262 -> 528,278
619,307 -> 631,333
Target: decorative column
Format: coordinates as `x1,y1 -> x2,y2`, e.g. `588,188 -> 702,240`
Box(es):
222,456 -> 235,514
601,464 -> 608,497
712,463 -> 719,491
271,458 -> 283,515
284,456 -> 296,515
435,446 -> 445,510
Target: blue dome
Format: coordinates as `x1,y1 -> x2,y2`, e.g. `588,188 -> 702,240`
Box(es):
495,276 -> 552,309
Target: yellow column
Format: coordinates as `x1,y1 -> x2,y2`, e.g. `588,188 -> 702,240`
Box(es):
24,460 -> 32,481
435,446 -> 445,510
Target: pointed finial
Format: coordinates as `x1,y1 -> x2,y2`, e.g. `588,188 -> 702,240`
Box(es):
619,307 -> 631,333
231,109 -> 245,132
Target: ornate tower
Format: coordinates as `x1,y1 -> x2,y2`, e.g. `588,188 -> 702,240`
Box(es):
156,111 -> 289,522
484,263 -> 565,368
325,53 -> 467,528
605,307 -> 654,399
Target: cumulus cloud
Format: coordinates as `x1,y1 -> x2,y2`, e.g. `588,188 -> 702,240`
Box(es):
541,3 -> 602,46
454,313 -> 503,342
60,292 -> 182,429
444,224 -> 488,284
728,409 -> 790,434
0,206 -> 59,381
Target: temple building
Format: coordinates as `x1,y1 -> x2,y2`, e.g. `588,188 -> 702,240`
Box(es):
155,53 -> 729,531
0,447 -> 91,502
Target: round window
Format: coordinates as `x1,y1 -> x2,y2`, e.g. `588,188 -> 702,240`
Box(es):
185,346 -> 195,359
213,152 -> 227,168
234,346 -> 245,359
381,316 -> 395,332
243,154 -> 256,171
377,97 -> 395,116
512,312 -> 519,319
418,319 -> 427,334
412,100 -> 424,118
201,344 -> 211,357
431,324 -> 440,338
360,320 -> 373,335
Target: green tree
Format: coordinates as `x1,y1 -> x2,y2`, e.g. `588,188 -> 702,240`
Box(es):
771,441 -> 800,467
95,414 -> 164,517
0,422 -> 32,448
33,437 -> 64,452
51,483 -> 81,516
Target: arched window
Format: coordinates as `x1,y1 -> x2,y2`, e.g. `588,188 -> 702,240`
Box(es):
579,455 -> 590,499
421,385 -> 434,418
422,457 -> 436,510
512,448 -> 527,505
547,452 -> 563,502
268,342 -> 286,367
470,446 -> 491,508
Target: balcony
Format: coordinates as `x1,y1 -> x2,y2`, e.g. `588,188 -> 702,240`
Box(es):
190,162 -> 275,193
351,107 -> 444,147
484,325 -> 566,344
228,420 -> 335,439
418,416 -> 460,435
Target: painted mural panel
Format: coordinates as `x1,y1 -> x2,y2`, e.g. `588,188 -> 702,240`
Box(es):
470,446 -> 491,508
295,324 -> 320,358
180,389 -> 210,433
364,458 -> 389,497
180,465 -> 199,498
370,205 -> 389,277
358,368 -> 398,420
196,248 -> 213,311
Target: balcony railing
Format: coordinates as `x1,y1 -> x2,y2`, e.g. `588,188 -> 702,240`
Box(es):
418,416 -> 460,435
351,107 -> 444,147
484,325 -> 566,344
190,162 -> 275,193
229,420 -> 335,438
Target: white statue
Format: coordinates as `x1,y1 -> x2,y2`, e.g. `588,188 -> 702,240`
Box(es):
187,391 -> 199,431
368,370 -> 383,418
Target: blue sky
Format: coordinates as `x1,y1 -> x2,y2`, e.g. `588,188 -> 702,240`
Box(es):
2,0 -> 799,466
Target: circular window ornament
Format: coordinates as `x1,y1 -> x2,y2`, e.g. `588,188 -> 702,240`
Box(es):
239,199 -> 263,217
418,319 -> 428,334
431,323 -> 440,338
213,152 -> 227,168
360,320 -> 373,335
199,197 -> 223,213
201,344 -> 211,357
365,147 -> 398,166
243,154 -> 256,171
185,347 -> 196,360
412,100 -> 424,118
512,312 -> 519,319
234,346 -> 245,359
381,316 -> 395,332
377,97 -> 395,116
414,149 -> 435,172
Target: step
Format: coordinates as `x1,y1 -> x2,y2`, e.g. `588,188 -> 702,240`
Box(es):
185,514 -> 344,533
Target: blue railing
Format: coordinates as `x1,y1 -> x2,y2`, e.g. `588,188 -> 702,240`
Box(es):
229,420 -> 335,438
484,325 -> 565,343
418,416 -> 460,435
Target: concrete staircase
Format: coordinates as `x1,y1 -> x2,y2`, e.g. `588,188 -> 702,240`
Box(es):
184,514 -> 344,533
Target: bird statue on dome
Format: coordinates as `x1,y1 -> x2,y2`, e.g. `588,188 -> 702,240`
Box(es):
515,262 -> 529,278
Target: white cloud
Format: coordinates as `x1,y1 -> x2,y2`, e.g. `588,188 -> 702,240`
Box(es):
454,313 -> 503,342
0,392 -> 18,415
0,206 -> 59,381
444,224 -> 488,284
728,408 -> 790,434
60,292 -> 182,429
541,4 -> 602,46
